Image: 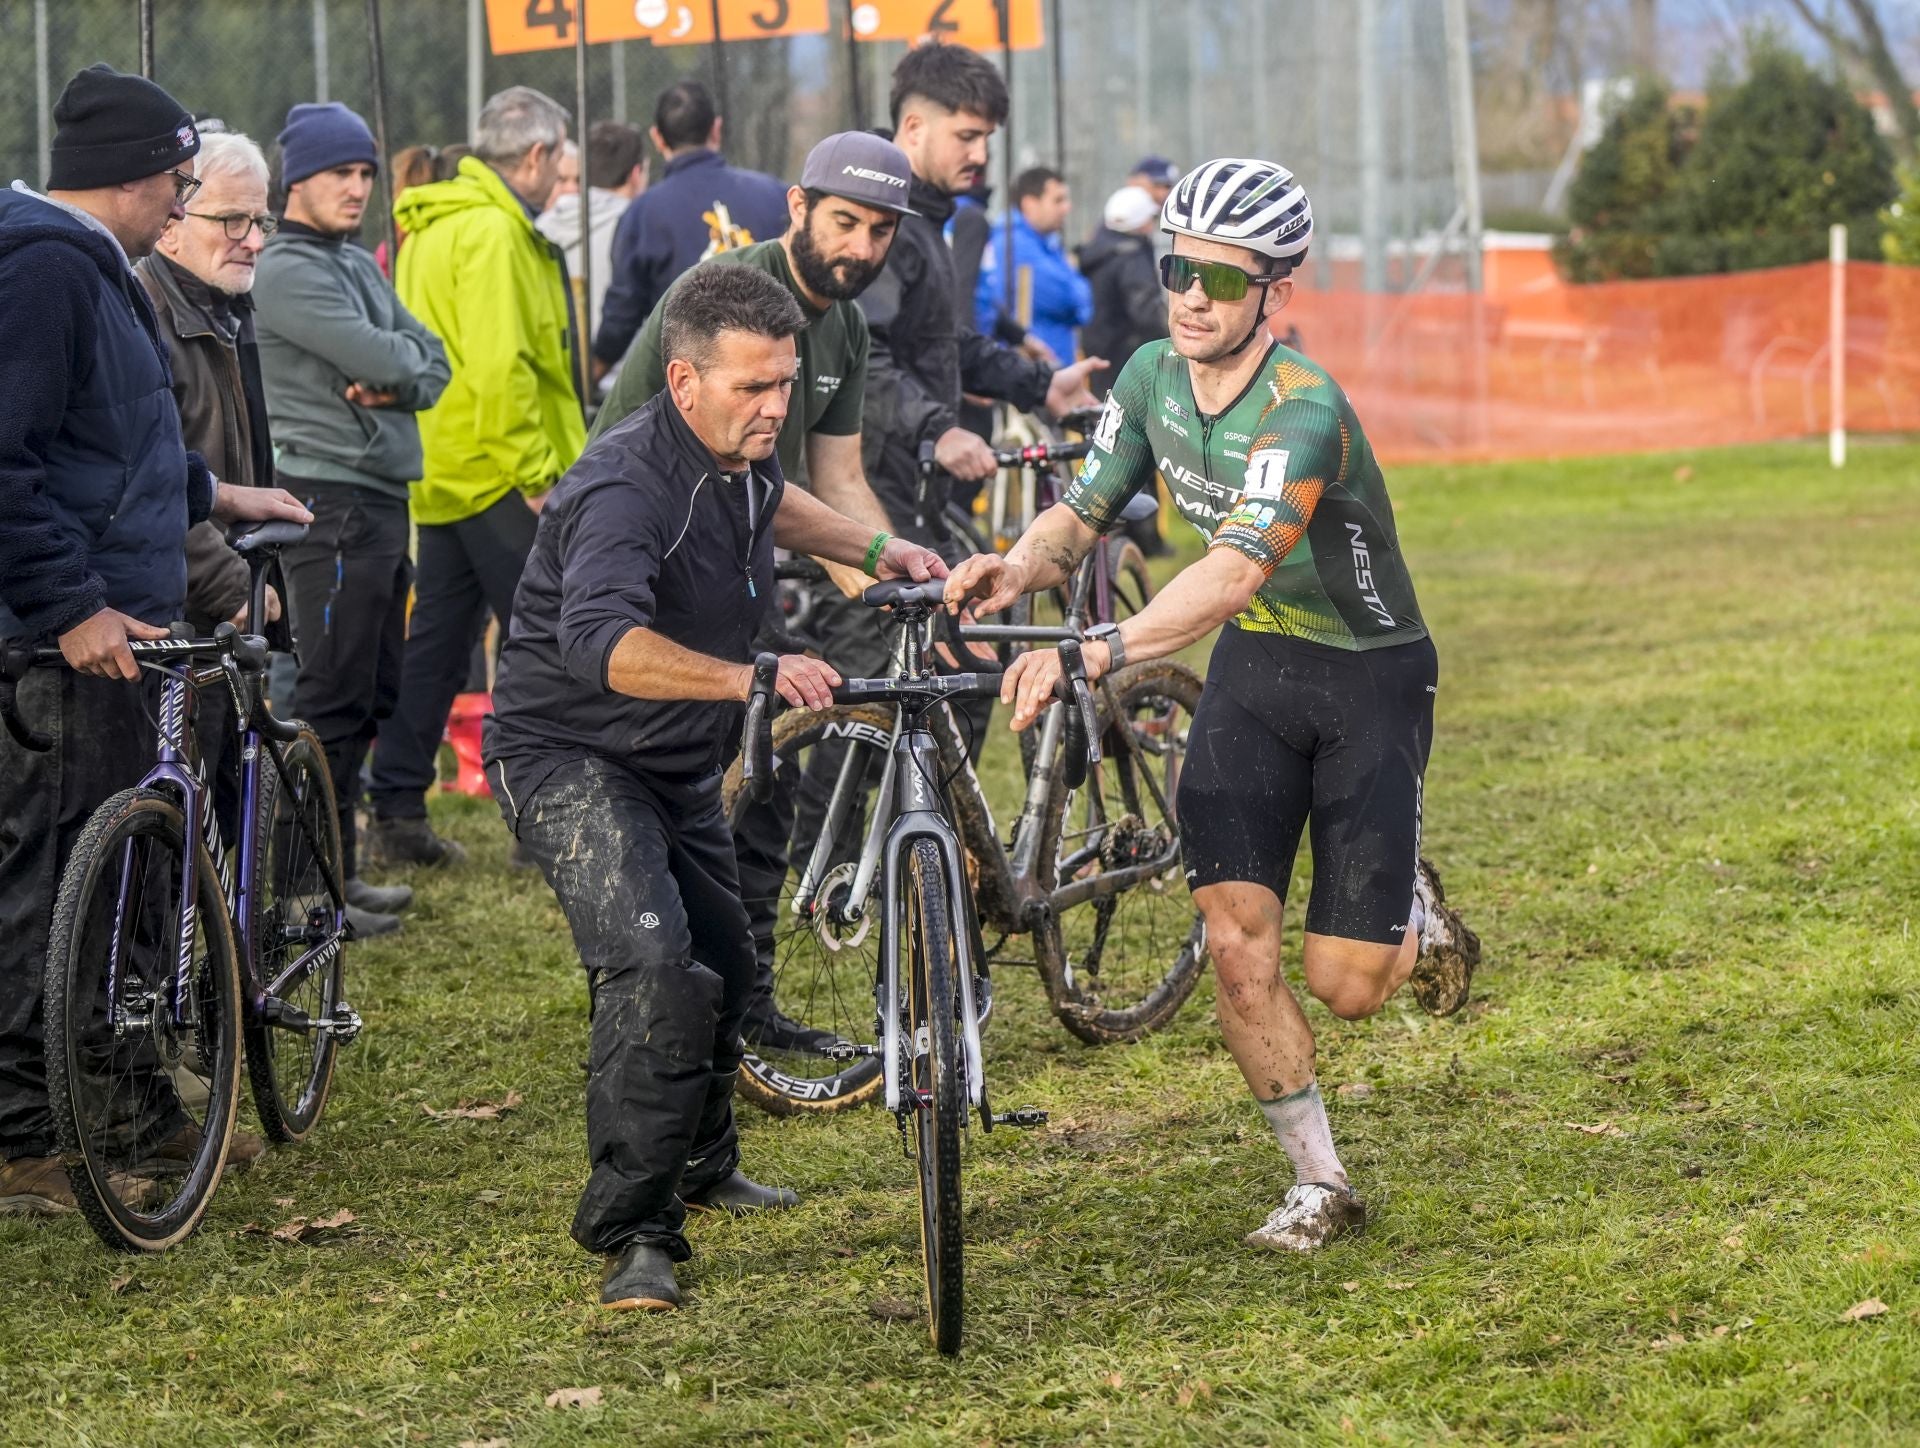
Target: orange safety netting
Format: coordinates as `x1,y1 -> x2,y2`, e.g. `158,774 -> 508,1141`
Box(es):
1276,261 -> 1920,465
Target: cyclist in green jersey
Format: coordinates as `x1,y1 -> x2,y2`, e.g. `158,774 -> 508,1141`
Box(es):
947,158 -> 1480,1254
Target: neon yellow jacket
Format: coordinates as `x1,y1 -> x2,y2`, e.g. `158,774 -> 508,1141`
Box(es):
393,157 -> 585,526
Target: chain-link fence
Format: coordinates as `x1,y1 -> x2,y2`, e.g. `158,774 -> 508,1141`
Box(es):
0,0 -> 1466,293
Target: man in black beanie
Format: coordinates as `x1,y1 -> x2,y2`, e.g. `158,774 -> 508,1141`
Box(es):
0,64 -> 310,1216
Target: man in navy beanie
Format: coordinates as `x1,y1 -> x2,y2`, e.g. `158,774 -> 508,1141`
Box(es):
0,63 -> 311,1215
255,100 -> 449,930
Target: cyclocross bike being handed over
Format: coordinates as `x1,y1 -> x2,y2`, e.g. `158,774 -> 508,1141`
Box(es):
946,158 -> 1481,1255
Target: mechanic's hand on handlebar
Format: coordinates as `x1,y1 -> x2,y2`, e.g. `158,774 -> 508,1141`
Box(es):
873,537 -> 948,583
769,654 -> 843,712
210,481 -> 315,526
1044,357 -> 1108,418
58,608 -> 170,681
934,425 -> 999,484
999,637 -> 1110,733
942,552 -> 1031,619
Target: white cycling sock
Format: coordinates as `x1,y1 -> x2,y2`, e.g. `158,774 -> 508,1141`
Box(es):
1259,1084 -> 1347,1187
1408,892 -> 1427,939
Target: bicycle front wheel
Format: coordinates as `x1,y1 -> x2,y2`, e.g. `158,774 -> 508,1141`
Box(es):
245,726 -> 347,1143
905,838 -> 966,1356
45,788 -> 243,1252
1036,660 -> 1209,1044
722,704 -> 895,1116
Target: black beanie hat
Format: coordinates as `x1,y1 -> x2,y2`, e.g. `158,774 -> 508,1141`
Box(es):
47,63 -> 200,191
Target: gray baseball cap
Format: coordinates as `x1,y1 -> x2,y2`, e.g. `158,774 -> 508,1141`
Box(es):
800,131 -> 918,216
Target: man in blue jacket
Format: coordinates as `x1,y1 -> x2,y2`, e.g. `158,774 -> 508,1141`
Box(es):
591,79 -> 788,382
0,64 -> 310,1216
975,166 -> 1093,367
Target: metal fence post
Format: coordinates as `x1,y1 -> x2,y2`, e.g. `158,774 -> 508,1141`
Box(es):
467,0 -> 484,140
139,0 -> 154,79
35,0 -> 51,188
1358,0 -> 1386,292
313,0 -> 331,103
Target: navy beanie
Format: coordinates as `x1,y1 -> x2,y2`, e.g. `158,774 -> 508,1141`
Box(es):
47,63 -> 199,190
278,102 -> 379,186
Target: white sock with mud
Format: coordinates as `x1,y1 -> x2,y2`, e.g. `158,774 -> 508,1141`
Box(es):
1259,1084 -> 1347,1187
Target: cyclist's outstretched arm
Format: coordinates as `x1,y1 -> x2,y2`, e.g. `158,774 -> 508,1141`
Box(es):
772,483 -> 947,583
943,500 -> 1098,616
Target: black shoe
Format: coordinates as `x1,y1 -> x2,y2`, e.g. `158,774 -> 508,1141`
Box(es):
741,1005 -> 845,1055
683,1170 -> 798,1217
600,1241 -> 680,1311
508,838 -> 540,872
345,877 -> 414,914
365,816 -> 467,869
346,903 -> 401,939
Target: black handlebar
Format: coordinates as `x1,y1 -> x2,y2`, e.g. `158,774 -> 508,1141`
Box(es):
991,440 -> 1091,469
741,653 -> 781,803
1056,638 -> 1102,791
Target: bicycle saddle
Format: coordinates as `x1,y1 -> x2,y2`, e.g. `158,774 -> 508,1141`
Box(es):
1118,491 -> 1161,524
227,519 -> 310,553
861,579 -> 943,610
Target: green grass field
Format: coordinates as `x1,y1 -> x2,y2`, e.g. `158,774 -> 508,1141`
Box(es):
7,440 -> 1920,1446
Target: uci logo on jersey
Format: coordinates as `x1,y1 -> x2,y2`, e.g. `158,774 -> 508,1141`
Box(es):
1163,395 -> 1190,421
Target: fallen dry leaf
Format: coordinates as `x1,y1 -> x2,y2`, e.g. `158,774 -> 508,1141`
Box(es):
458,1441 -> 509,1448
544,1386 -> 603,1409
1342,1281 -> 1360,1292
868,1296 -> 919,1323
273,1196 -> 296,1208
270,1209 -> 357,1244
1336,1083 -> 1375,1101
108,1274 -> 144,1296
1673,464 -> 1695,483
1841,1298 -> 1889,1322
1176,1379 -> 1213,1409
1104,1372 -> 1125,1389
425,1090 -> 525,1122
1564,1121 -> 1625,1138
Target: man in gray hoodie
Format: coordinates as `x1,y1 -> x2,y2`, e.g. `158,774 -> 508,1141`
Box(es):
254,102 -> 449,913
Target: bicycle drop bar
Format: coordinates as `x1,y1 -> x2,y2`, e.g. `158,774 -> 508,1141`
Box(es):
990,440 -> 1090,469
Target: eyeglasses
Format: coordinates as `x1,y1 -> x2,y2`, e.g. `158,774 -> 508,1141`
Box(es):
185,210 -> 279,241
167,168 -> 202,204
1158,253 -> 1284,302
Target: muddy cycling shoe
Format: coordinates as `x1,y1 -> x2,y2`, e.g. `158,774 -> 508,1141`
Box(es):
683,1171 -> 799,1217
600,1241 -> 680,1311
740,1005 -> 845,1055
1244,1181 -> 1368,1253
1408,857 -> 1480,1017
365,816 -> 467,869
345,877 -> 414,914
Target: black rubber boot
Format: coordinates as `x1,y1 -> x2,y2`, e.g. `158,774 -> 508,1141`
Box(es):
600,1240 -> 680,1311
345,877 -> 415,914
683,1170 -> 799,1217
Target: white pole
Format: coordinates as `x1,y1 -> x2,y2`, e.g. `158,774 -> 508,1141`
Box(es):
312,0 -> 330,103
34,0 -> 50,187
467,0 -> 485,140
1830,222 -> 1847,468
1442,0 -> 1483,292
1358,0 -> 1386,292
611,40 -> 628,122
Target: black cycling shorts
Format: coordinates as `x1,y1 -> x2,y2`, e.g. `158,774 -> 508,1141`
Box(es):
1176,625 -> 1438,944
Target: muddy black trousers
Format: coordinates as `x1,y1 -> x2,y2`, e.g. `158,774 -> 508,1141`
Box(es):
501,752 -> 754,1260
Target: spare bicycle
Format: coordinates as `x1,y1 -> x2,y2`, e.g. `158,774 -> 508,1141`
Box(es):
0,520 -> 359,1251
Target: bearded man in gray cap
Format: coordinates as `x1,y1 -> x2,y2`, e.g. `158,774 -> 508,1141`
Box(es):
0,63 -> 310,1214
590,131 -> 924,1051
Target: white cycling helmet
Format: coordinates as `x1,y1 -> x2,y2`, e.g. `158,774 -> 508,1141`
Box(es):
1161,158 -> 1313,270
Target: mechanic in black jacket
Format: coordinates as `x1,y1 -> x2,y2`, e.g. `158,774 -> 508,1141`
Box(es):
856,43 -> 1103,564
483,264 -> 944,1314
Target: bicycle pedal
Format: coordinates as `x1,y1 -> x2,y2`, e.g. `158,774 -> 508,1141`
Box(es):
991,1107 -> 1049,1129
821,1042 -> 879,1063
324,1004 -> 364,1045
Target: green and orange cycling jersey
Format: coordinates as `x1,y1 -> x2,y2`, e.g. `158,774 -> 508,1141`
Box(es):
1063,338 -> 1428,651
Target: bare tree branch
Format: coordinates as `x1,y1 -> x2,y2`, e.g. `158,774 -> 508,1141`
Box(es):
1784,0 -> 1919,150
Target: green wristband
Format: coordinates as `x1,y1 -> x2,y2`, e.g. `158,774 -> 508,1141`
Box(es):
861,531 -> 891,577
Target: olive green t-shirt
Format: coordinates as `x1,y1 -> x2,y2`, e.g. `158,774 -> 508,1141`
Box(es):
587,239 -> 869,486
